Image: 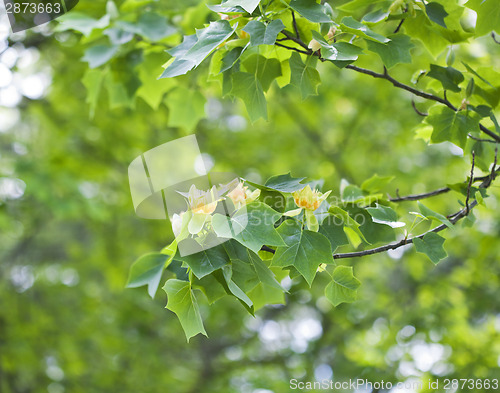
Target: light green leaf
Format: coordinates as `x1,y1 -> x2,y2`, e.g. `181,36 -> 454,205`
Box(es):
418,201 -> 454,229
243,55 -> 282,92
82,68 -> 105,118
340,16 -> 390,43
325,266 -> 361,307
136,12 -> 175,41
82,45 -> 119,69
366,203 -> 405,228
264,172 -> 307,193
247,282 -> 286,311
289,52 -> 321,100
176,245 -> 230,279
413,232 -> 448,264
212,202 -> 285,253
273,220 -> 334,286
426,106 -> 479,148
163,279 -> 207,342
365,34 -> 414,69
310,31 -> 364,64
231,72 -> 267,122
126,253 -> 171,298
217,0 -> 260,13
55,12 -> 110,36
243,20 -> 285,46
361,174 -> 394,193
193,273 -> 226,304
137,51 -> 176,109
166,86 -> 206,131
425,2 -> 449,28
427,64 -> 464,92
221,265 -> 253,308
465,0 -> 500,35
289,0 -> 332,23
183,20 -> 237,65
329,206 -> 370,245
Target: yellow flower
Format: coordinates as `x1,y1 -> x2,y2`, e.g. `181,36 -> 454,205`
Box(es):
308,39 -> 322,52
227,182 -> 260,208
180,184 -> 219,215
292,185 -> 331,211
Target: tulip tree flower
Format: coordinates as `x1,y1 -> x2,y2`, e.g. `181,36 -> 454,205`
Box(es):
284,185 -> 331,232
227,182 -> 260,209
177,184 -> 220,235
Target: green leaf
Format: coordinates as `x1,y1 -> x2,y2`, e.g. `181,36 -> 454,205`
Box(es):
126,253 -> 170,298
175,245 -> 230,279
425,2 -> 449,28
224,241 -> 284,292
337,0 -> 388,12
340,16 -> 390,43
427,64 -> 464,92
465,0 -> 500,35
426,106 -> 479,148
193,273 -> 226,304
418,201 -> 454,229
217,0 -> 260,13
289,52 -> 321,100
82,45 -> 119,69
264,172 -> 307,193
319,215 -> 349,251
231,72 -> 267,122
366,203 -> 405,228
247,282 -> 286,311
243,55 -> 282,92
329,206 -> 370,245
184,20 -> 237,65
212,202 -> 285,253
137,51 -> 176,110
243,20 -> 285,46
361,174 -> 394,193
136,12 -> 175,41
82,68 -> 105,118
55,12 -> 110,36
413,232 -> 448,264
166,86 -> 206,131
325,266 -> 361,307
310,31 -> 364,65
221,265 -> 253,309
365,34 -> 414,69
220,46 -> 246,73
163,279 -> 207,342
272,220 -> 334,286
289,0 -> 332,23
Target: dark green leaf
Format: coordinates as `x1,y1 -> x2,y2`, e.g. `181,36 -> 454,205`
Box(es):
425,2 -> 449,28
426,106 -> 479,148
273,220 -> 334,286
289,52 -> 321,99
82,44 -> 118,69
319,215 -> 349,251
231,72 -> 267,122
365,34 -> 414,69
418,201 -> 453,229
243,19 -> 285,46
126,253 -> 170,298
243,55 -> 282,92
264,172 -> 307,193
366,203 -> 405,228
427,64 -> 464,92
340,16 -> 390,43
176,244 -> 230,279
163,279 -> 207,341
289,0 -> 332,23
413,232 -> 448,264
212,202 -> 285,253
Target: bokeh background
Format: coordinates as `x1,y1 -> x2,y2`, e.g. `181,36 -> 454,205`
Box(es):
1,1 -> 500,392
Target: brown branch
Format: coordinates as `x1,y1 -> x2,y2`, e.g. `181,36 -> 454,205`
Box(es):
411,100 -> 428,116
280,30 -> 311,51
275,42 -> 310,55
468,134 -> 498,143
291,11 -> 300,38
389,187 -> 450,202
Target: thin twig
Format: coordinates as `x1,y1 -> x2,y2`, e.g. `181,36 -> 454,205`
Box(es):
389,187 -> 450,202
394,18 -> 405,34
275,42 -> 310,55
280,30 -> 311,51
291,11 -> 300,38
465,151 -> 475,214
411,100 -> 428,116
468,134 -> 497,143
